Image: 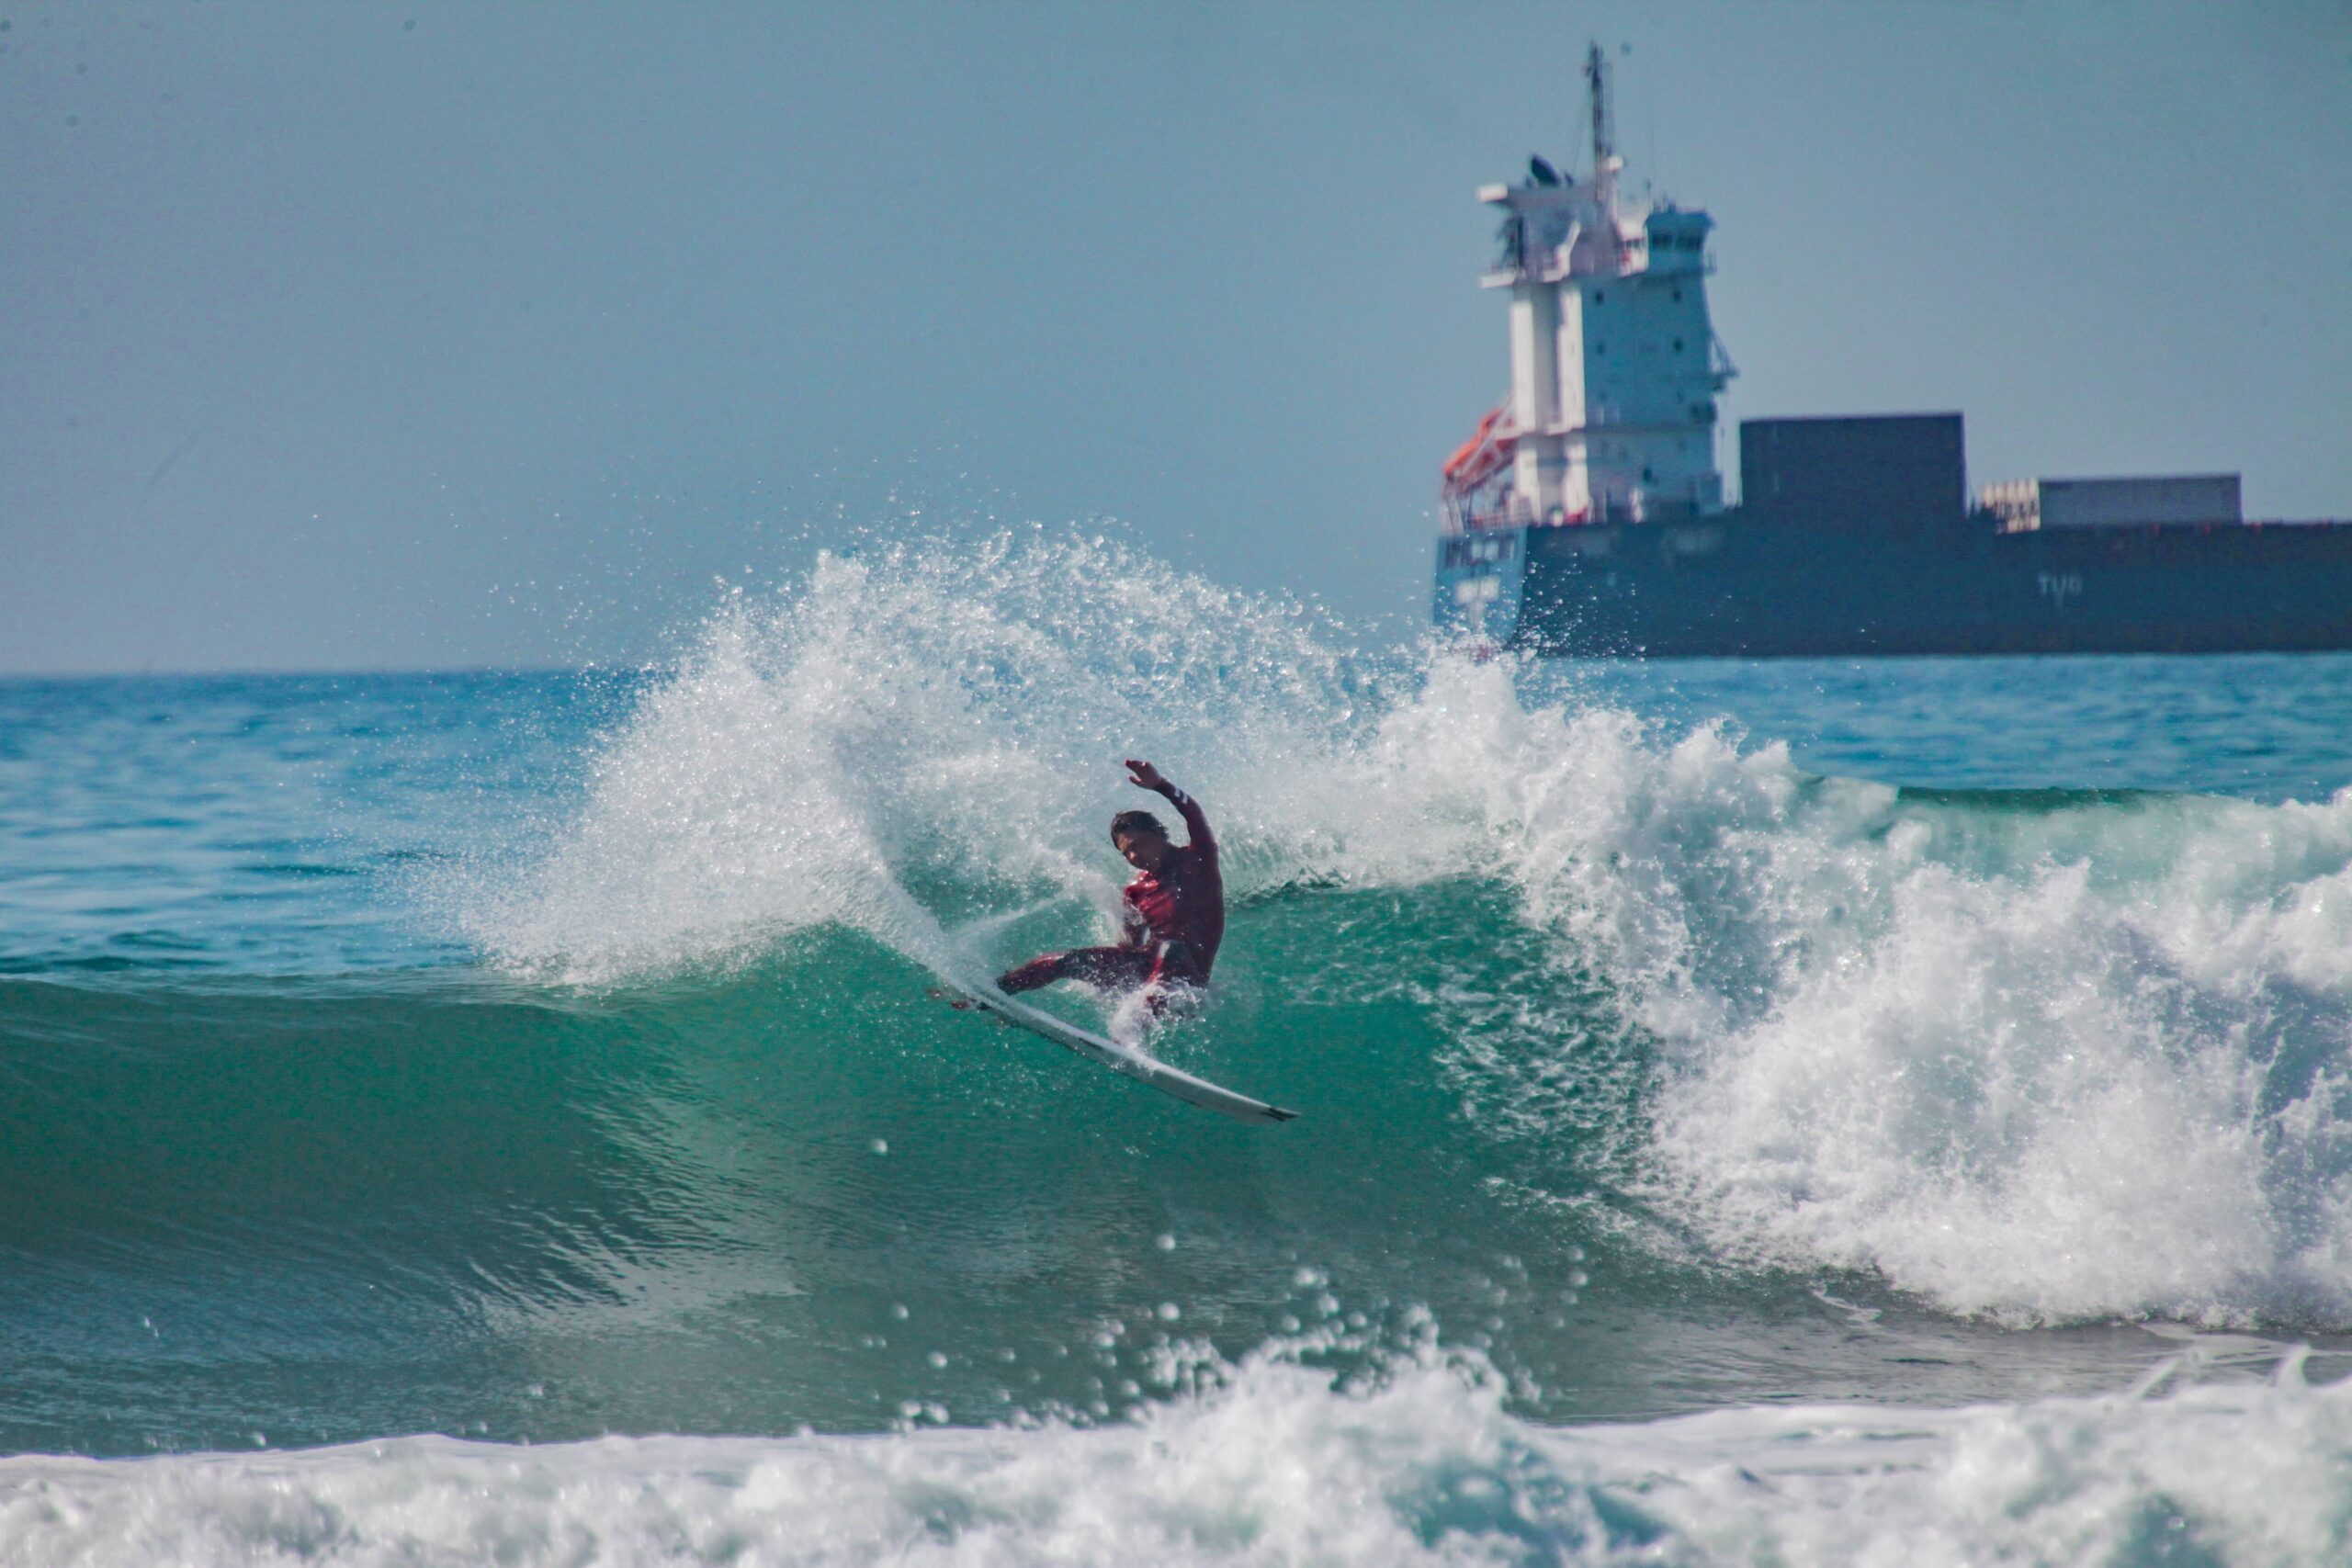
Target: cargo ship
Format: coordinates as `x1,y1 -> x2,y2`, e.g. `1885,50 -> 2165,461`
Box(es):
1432,48 -> 2352,658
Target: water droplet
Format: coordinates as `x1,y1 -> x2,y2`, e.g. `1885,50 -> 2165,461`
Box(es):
927,1350 -> 948,1369
1155,1233 -> 1175,1251
890,1303 -> 909,1320
1156,1302 -> 1181,1321
869,1138 -> 888,1155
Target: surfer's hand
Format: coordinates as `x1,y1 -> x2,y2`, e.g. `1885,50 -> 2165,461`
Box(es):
1125,759 -> 1166,792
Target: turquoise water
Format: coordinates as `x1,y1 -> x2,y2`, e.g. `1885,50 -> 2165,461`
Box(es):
9,536 -> 2352,1562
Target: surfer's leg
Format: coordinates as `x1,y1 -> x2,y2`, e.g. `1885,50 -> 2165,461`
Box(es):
994,954 -> 1067,993
1062,947 -> 1157,989
1148,941 -> 1203,987
996,948 -> 1154,994
1123,943 -> 1206,1021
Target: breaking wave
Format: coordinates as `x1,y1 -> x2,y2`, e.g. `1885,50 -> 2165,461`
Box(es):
435,531 -> 2352,1331
7,1337 -> 2349,1566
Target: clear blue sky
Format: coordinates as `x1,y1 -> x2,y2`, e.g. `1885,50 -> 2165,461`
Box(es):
6,1 -> 2346,672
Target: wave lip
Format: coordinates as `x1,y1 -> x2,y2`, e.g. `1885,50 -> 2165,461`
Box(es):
5,1345 -> 2348,1566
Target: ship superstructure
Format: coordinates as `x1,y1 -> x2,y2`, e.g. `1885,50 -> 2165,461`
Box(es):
1433,48 -> 2352,658
1442,45 -> 1732,537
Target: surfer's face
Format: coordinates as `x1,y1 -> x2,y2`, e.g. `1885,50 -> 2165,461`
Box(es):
1114,829 -> 1169,873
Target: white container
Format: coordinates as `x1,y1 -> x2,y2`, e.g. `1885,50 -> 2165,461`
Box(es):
1978,474 -> 2241,531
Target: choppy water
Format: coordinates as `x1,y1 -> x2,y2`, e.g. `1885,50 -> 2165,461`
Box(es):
9,535 -> 2352,1563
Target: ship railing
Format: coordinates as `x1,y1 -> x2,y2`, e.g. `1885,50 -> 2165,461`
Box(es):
1451,495 -> 1555,534
1453,483 -> 1731,533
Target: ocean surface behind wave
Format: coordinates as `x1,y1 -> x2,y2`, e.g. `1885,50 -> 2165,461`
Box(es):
8,534 -> 2352,1562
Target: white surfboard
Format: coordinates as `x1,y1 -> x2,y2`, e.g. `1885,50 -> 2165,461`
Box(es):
946,985 -> 1298,1125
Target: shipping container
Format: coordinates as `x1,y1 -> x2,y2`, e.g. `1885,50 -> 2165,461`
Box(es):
1978,474 -> 2241,532
1737,414 -> 1965,534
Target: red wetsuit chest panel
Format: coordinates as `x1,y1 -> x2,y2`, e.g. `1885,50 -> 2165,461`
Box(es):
1124,842 -> 1225,978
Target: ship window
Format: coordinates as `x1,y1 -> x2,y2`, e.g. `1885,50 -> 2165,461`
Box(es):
1671,289 -> 1683,302
1593,291 -> 1604,305
1674,338 -> 1685,352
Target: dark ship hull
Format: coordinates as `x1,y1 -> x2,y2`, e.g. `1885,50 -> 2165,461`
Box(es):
1437,513 -> 2352,657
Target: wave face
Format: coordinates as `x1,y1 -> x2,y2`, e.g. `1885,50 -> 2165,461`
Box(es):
8,536 -> 2352,1496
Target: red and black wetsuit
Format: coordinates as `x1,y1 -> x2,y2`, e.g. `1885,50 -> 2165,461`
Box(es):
997,780 -> 1224,997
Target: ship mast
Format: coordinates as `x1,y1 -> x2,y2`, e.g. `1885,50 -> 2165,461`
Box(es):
1586,42 -> 1618,223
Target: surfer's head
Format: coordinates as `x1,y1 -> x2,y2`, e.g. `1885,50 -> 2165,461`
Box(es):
1110,809 -> 1170,872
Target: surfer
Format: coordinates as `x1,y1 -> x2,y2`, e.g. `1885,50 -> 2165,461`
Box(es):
995,759 -> 1225,1004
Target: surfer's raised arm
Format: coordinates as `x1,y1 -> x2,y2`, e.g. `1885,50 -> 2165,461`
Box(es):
1124,759 -> 1214,854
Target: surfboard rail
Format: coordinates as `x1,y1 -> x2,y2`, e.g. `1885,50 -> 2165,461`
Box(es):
947,985 -> 1298,1125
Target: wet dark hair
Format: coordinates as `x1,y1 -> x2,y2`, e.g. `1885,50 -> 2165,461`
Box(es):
1110,809 -> 1167,843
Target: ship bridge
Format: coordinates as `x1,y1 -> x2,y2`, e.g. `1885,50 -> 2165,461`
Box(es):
1442,44 -> 1733,536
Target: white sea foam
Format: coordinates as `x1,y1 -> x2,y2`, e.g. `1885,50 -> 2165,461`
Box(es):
1371,640 -> 2352,1329
467,534 -> 2352,1326
6,1344 -> 2349,1566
